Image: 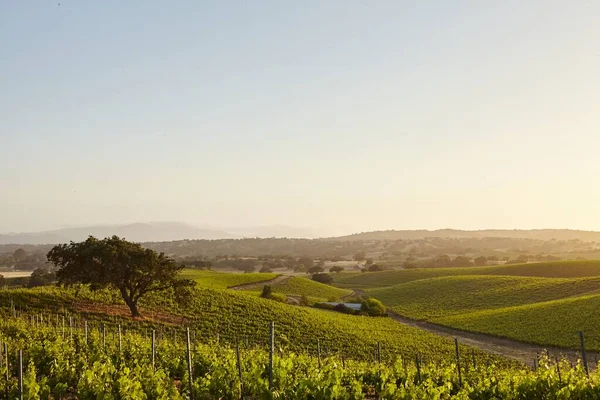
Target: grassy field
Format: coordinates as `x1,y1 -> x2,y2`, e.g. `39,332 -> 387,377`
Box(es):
250,276 -> 352,301
368,275 -> 600,320
180,269 -> 277,288
435,294 -> 600,351
333,260 -> 600,288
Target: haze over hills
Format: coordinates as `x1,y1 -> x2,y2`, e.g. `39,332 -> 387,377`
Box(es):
3,223 -> 600,245
0,222 -> 331,245
335,229 -> 600,242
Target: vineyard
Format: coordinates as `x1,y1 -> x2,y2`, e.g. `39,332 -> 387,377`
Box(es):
0,313 -> 599,399
333,260 -> 600,288
368,275 -> 600,320
240,276 -> 352,302
179,270 -> 278,289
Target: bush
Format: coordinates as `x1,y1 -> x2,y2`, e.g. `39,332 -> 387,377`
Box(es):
311,273 -> 333,285
361,298 -> 387,316
333,303 -> 357,315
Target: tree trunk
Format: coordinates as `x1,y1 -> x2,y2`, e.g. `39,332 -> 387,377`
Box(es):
119,287 -> 141,317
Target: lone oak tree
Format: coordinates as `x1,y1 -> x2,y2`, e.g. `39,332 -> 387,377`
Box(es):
47,236 -> 195,317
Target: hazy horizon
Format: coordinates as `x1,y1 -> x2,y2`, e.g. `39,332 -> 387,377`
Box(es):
2,1 -> 599,234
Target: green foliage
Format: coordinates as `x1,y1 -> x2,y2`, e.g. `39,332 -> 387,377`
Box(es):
269,293 -> 287,303
27,267 -> 55,288
329,266 -> 344,273
47,236 -> 195,317
0,318 -> 597,398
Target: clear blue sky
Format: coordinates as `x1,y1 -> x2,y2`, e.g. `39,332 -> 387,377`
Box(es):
1,1 -> 599,235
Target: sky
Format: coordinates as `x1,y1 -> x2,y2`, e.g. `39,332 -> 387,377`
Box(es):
1,1 -> 599,236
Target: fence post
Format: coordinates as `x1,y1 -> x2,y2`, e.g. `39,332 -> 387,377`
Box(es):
62,315 -> 65,338
236,340 -> 243,397
5,343 -> 9,381
69,317 -> 73,340
555,358 -> 562,383
103,324 -> 106,349
269,321 -> 274,390
415,354 -> 421,383
454,338 -> 462,386
18,350 -> 23,400
377,342 -> 382,365
152,329 -> 156,371
84,320 -> 88,345
317,339 -> 322,368
471,349 -> 476,369
118,325 -> 122,353
186,327 -> 194,400
579,331 -> 589,377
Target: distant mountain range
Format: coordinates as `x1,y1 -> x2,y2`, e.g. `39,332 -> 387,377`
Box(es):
0,222 -> 327,245
3,225 -> 600,245
334,229 -> 600,242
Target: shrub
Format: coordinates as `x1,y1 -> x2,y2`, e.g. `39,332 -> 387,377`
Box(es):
311,273 -> 333,285
299,295 -> 310,306
361,298 -> 386,316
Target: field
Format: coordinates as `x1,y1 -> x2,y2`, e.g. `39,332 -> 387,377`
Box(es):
242,276 -> 352,301
368,275 -> 600,320
435,294 -> 600,350
180,269 -> 278,288
334,260 -> 600,288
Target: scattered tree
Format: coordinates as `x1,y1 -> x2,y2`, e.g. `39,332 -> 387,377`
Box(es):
353,252 -> 366,262
329,265 -> 344,273
474,256 -> 488,266
47,236 -> 195,317
261,285 -> 272,298
259,266 -> 273,273
311,273 -> 333,285
308,265 -> 324,274
365,258 -> 373,266
12,248 -> 27,262
27,268 -> 54,288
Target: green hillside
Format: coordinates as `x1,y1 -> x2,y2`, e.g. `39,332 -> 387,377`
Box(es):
0,285 -> 502,365
180,269 -> 277,288
256,276 -> 352,301
369,275 -> 600,320
435,294 -> 600,351
334,260 -> 600,288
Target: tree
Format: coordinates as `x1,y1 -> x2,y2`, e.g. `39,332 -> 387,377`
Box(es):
366,264 -> 384,272
47,236 -> 195,317
308,265 -> 324,274
261,285 -> 272,298
297,257 -> 313,269
0,275 -> 4,287
353,252 -> 366,262
27,268 -> 54,288
12,248 -> 27,262
365,258 -> 373,266
451,256 -> 472,267
474,256 -> 488,266
259,266 -> 273,273
329,266 -> 344,273
311,273 -> 333,285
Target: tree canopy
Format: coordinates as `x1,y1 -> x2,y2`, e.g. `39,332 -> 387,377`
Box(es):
47,236 -> 194,317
